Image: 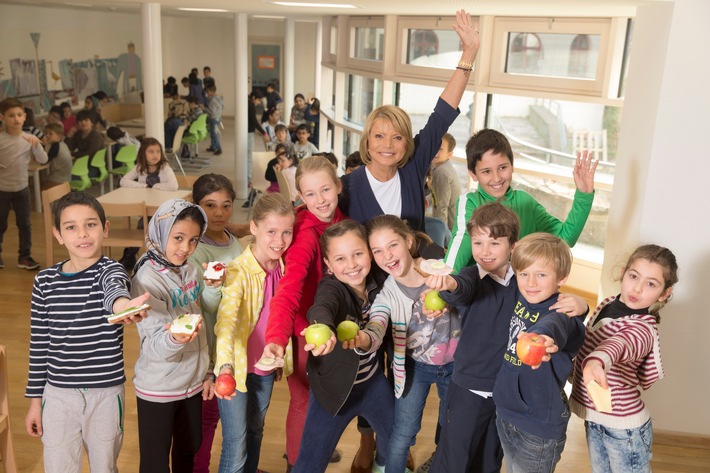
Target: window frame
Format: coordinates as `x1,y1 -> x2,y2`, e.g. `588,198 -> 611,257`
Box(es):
346,16 -> 386,73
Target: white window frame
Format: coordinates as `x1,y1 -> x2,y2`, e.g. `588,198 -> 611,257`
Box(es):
322,16 -> 338,67
346,16 -> 385,73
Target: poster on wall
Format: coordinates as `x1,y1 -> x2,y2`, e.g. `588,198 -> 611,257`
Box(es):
10,58 -> 39,96
257,56 -> 275,69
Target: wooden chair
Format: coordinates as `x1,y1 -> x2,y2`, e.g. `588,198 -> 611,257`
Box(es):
176,174 -> 199,190
170,124 -> 188,176
101,202 -> 148,259
42,182 -> 71,268
275,170 -> 294,205
0,345 -> 17,473
251,151 -> 276,192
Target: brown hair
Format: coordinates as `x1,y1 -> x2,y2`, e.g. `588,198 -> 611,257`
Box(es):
511,233 -> 572,280
294,155 -> 339,193
366,214 -> 431,259
466,202 -> 520,246
252,192 -> 294,224
466,128 -> 514,174
136,137 -> 168,174
0,98 -> 24,115
44,122 -> 65,137
192,173 -> 236,204
360,105 -> 415,168
622,244 -> 679,319
320,220 -> 368,259
441,133 -> 456,152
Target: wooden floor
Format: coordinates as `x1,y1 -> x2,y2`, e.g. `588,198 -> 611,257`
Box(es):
2,124 -> 709,471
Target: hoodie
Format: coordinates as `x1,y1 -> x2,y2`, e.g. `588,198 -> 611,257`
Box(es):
265,205 -> 346,348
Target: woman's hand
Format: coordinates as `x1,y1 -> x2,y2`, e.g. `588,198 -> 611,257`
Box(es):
452,10 -> 480,57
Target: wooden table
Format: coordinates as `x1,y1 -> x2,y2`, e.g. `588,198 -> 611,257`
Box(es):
28,160 -> 50,213
96,187 -> 191,215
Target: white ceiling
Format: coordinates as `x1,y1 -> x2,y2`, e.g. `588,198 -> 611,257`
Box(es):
2,0 -> 671,18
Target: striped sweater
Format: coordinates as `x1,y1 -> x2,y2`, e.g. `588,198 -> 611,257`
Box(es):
26,257 -> 131,397
570,296 -> 664,429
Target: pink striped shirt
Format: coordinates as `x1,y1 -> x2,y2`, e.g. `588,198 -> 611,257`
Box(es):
570,296 -> 664,429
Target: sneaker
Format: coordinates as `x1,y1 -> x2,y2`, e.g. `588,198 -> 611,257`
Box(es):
213,149 -> 223,156
206,146 -> 215,152
416,451 -> 435,473
373,465 -> 413,473
18,256 -> 40,270
329,449 -> 342,463
0,256 -> 4,268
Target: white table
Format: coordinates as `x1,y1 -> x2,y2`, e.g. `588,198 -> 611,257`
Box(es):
96,187 -> 191,215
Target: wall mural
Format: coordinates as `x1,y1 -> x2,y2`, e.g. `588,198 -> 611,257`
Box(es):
0,33 -> 142,114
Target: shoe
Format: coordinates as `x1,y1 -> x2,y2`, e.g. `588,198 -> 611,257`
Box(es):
241,188 -> 258,208
416,451 -> 435,473
18,256 -> 40,270
0,256 -> 4,268
407,452 -> 415,471
372,465 -> 412,473
213,149 -> 223,156
206,146 -> 215,152
329,449 -> 342,463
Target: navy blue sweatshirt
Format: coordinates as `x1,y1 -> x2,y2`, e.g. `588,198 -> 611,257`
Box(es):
439,265 -> 518,392
493,292 -> 585,439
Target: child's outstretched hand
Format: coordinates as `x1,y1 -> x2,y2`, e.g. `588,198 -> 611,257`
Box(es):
262,343 -> 285,361
214,366 -> 236,400
341,331 -> 373,352
300,328 -> 337,356
425,274 -> 458,292
583,359 -> 608,389
550,293 -> 588,318
112,292 -> 151,324
420,288 -> 448,319
516,332 -> 559,370
573,149 -> 599,194
25,398 -> 43,437
202,262 -> 227,288
167,319 -> 202,344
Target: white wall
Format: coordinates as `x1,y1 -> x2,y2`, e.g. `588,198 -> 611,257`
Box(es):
603,0 -> 710,435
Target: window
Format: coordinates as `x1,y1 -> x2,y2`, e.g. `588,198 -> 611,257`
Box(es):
323,16 -> 339,65
490,17 -> 614,96
347,17 -> 385,72
344,74 -> 382,126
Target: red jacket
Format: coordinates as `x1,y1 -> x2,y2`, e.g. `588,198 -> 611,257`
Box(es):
265,205 -> 346,348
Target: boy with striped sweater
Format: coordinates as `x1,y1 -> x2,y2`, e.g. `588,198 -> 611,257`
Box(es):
24,192 -> 149,472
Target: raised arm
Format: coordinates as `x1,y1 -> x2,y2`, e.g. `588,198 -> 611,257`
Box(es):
440,10 -> 481,110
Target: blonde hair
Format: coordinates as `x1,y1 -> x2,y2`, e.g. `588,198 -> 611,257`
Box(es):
359,105 -> 415,168
511,233 -> 572,280
294,155 -> 339,193
252,193 -> 294,224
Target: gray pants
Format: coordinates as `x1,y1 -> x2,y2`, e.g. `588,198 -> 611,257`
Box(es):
41,383 -> 125,473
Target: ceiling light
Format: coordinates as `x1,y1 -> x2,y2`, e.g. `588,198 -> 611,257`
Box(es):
253,15 -> 287,19
178,7 -> 230,12
272,2 -> 357,8
64,2 -> 93,6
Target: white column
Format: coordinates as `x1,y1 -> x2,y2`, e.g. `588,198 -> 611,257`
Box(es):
141,3 -> 163,144
284,18 -> 295,120
234,13 -> 249,199
314,20 -> 322,97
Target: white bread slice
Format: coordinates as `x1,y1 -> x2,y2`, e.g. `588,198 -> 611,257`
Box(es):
419,259 -> 454,276
203,261 -> 226,280
107,303 -> 151,324
169,313 -> 202,336
586,379 -> 613,413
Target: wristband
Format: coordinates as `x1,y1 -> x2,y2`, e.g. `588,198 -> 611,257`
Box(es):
456,66 -> 472,73
457,59 -> 474,69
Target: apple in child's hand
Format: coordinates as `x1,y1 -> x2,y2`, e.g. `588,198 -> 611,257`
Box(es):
305,323 -> 332,347
214,373 -> 237,397
336,320 -> 359,342
516,332 -> 548,366
424,291 -> 447,311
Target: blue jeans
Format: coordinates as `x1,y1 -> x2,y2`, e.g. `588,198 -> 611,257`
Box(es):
386,358 -> 453,473
164,117 -> 183,148
217,372 -> 275,473
208,117 -> 222,151
496,416 -> 566,473
585,419 -> 653,473
292,371 -> 394,473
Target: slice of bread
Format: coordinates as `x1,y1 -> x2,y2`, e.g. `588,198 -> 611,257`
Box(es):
169,313 -> 202,336
586,379 -> 613,413
203,261 -> 226,280
107,303 -> 151,324
419,259 -> 454,276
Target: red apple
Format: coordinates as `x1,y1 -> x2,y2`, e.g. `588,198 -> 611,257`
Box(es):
215,373 -> 237,397
305,323 -> 332,347
516,332 -> 548,366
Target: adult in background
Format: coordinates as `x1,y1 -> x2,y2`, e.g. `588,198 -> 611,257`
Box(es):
338,10 -> 480,472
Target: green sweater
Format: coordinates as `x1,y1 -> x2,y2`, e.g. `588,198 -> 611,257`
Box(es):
444,186 -> 594,273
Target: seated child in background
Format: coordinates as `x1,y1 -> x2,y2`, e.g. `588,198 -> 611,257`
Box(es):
60,102 -> 76,137
24,191 -> 149,472
313,151 -> 338,170
345,151 -> 363,175
83,95 -> 107,130
262,107 -> 284,144
46,106 -> 64,128
288,93 -> 308,133
22,107 -> 45,140
42,123 -> 72,190
269,123 -> 292,152
107,125 -> 140,166
205,84 -> 224,156
425,203 -> 587,473
163,76 -> 179,98
130,199 -> 212,473
570,245 -> 678,473
430,133 -> 461,231
492,233 -> 586,472
292,124 -> 319,160
304,97 -> 320,148
445,128 -> 598,273
265,143 -> 288,193
65,109 -> 103,161
274,148 -> 299,203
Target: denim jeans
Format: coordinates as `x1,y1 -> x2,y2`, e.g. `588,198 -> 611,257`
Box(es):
217,372 -> 276,473
247,132 -> 254,182
208,117 -> 222,152
0,187 -> 32,259
585,419 -> 653,473
496,416 -> 566,473
292,371 -> 394,473
164,117 -> 183,148
385,358 -> 453,473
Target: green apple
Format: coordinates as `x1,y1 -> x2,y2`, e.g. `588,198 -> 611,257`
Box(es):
336,320 -> 360,342
304,323 -> 332,347
424,291 -> 447,311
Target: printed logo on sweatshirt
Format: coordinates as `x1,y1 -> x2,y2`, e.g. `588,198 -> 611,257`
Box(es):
504,315 -> 526,366
170,280 -> 200,309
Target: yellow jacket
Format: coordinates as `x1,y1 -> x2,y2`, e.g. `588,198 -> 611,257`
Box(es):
214,245 -> 293,392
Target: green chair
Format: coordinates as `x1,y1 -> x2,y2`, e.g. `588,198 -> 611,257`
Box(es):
108,144 -> 138,186
69,155 -> 91,191
181,114 -> 208,160
90,148 -> 109,195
